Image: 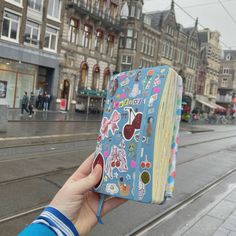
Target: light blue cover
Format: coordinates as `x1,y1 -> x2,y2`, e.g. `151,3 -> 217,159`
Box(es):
93,66 -> 179,203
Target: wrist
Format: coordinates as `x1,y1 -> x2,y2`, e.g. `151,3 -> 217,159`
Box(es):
34,206 -> 79,236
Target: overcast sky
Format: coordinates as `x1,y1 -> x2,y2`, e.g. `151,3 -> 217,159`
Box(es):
143,0 -> 236,50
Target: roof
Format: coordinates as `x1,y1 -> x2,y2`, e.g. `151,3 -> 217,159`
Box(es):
146,10 -> 169,30
223,50 -> 236,60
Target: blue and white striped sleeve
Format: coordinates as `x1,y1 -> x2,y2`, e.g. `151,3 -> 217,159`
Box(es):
18,206 -> 79,236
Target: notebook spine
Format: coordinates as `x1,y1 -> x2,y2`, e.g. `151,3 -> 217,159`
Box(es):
134,69 -> 160,202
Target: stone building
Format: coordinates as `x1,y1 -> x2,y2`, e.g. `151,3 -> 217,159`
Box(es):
0,0 -> 63,109
195,29 -> 223,112
119,0 -> 200,110
217,50 -> 236,113
59,0 -> 121,112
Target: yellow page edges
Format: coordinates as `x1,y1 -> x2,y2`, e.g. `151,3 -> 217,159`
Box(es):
152,69 -> 178,203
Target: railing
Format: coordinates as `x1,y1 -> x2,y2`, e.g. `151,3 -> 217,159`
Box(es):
67,0 -> 120,27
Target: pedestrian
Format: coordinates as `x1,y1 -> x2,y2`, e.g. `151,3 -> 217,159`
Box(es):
43,92 -> 50,111
19,153 -> 126,236
20,91 -> 29,116
28,92 -> 35,118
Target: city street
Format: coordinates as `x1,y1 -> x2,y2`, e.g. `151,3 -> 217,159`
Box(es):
0,120 -> 235,236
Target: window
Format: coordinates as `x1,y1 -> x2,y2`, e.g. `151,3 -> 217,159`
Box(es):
130,6 -> 135,17
121,55 -> 132,71
92,66 -> 100,90
127,29 -> 133,37
68,18 -> 79,44
226,53 -> 231,61
47,0 -> 61,19
137,8 -> 141,19
79,63 -> 88,90
126,38 -> 132,49
1,10 -> 20,42
82,25 -> 92,48
103,68 -> 110,90
5,0 -> 21,6
107,34 -> 114,56
223,68 -> 229,74
25,20 -> 40,46
28,0 -> 42,11
95,30 -> 103,52
141,36 -> 145,52
44,26 -> 58,51
222,78 -> 228,87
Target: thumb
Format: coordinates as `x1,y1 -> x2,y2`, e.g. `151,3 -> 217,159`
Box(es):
74,165 -> 103,194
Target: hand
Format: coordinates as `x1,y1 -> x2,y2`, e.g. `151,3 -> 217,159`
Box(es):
50,153 -> 127,236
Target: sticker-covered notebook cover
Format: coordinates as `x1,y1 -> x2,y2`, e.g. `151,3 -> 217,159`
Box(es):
92,66 -> 182,204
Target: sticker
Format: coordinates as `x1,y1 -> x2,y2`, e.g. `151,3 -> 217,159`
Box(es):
93,153 -> 105,189
123,107 -> 143,141
146,117 -> 153,144
140,155 -> 151,169
108,78 -> 119,97
148,94 -> 158,107
128,142 -> 136,157
118,182 -> 130,196
120,78 -> 130,86
100,110 -> 121,138
105,144 -> 128,179
131,160 -> 136,168
141,171 -> 150,184
106,183 -> 119,194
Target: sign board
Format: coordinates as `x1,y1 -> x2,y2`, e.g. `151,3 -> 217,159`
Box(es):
60,99 -> 67,110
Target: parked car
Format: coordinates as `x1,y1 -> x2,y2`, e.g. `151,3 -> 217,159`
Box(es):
75,102 -> 85,112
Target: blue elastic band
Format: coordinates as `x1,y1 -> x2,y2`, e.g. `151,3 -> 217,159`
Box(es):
96,194 -> 105,224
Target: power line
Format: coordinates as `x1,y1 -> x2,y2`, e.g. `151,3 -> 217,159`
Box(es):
218,0 -> 236,26
183,0 -> 236,9
174,1 -> 231,49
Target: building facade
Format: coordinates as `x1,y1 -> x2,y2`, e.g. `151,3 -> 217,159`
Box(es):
217,50 -> 236,113
59,0 -> 121,112
118,0 -> 200,110
0,0 -> 63,109
195,29 -> 222,112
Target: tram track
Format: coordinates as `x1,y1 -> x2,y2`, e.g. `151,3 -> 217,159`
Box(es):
0,137 -> 236,225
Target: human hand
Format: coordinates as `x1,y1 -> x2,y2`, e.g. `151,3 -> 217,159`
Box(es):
50,153 -> 127,236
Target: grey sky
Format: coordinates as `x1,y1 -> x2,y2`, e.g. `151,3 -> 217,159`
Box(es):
143,0 -> 236,50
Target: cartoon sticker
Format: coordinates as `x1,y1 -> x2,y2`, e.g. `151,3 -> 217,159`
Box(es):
105,144 -> 128,179
106,183 -> 119,195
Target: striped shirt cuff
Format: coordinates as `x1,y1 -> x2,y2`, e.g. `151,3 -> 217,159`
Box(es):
33,206 -> 79,236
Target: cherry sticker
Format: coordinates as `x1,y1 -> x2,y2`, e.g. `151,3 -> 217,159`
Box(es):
93,153 -> 104,189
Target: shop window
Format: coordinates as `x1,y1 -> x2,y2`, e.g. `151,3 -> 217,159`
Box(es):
68,17 -> 79,44
44,26 -> 58,52
28,0 -> 42,12
1,10 -> 20,42
92,66 -> 100,90
95,30 -> 103,52
107,34 -> 114,56
79,63 -> 88,89
82,25 -> 92,48
24,20 -> 40,46
47,0 -> 61,19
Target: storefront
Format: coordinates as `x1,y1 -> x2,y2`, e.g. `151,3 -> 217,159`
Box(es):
0,58 -> 36,108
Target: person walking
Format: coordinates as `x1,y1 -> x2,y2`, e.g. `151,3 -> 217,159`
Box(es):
20,91 -> 29,116
28,92 -> 35,118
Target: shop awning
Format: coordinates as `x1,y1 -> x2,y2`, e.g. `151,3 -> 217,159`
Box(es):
196,99 -> 216,109
215,104 -> 226,111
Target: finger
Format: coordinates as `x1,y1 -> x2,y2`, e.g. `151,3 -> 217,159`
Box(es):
69,153 -> 95,182
102,197 -> 128,217
72,164 -> 103,194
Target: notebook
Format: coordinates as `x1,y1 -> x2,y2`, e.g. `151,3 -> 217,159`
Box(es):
92,66 -> 182,204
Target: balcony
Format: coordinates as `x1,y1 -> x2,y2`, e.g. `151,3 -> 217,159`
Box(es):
67,0 -> 121,31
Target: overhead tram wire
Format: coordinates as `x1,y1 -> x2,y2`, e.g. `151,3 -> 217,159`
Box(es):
174,1 -> 232,49
218,0 -> 236,26
184,0 -> 236,9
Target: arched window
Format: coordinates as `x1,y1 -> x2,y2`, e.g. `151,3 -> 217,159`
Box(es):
92,65 -> 100,90
103,68 -> 111,91
79,62 -> 88,90
68,17 -> 79,44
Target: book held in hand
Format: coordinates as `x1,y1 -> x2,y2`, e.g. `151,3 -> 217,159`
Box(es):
93,66 -> 182,204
